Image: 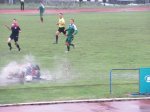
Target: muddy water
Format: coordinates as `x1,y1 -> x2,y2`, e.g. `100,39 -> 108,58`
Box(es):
0,100 -> 150,112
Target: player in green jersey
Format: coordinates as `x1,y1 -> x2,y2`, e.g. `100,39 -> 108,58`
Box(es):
38,1 -> 45,23
65,19 -> 78,52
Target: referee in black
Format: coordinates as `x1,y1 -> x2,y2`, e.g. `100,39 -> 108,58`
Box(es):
5,19 -> 21,51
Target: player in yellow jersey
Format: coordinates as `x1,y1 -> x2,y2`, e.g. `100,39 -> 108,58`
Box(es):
54,13 -> 66,44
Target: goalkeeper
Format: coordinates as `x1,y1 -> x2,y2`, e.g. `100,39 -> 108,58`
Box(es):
65,19 -> 78,52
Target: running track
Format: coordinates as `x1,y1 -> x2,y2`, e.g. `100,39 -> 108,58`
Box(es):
0,6 -> 150,14
0,100 -> 150,112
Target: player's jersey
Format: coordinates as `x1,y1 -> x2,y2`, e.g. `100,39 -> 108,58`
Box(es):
58,18 -> 65,28
11,26 -> 21,36
39,4 -> 45,13
66,24 -> 78,36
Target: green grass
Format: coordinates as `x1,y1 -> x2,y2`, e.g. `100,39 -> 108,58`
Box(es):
0,11 -> 150,104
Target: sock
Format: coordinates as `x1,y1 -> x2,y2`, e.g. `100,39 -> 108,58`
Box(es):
8,42 -> 12,50
67,46 -> 70,51
8,42 -> 11,48
70,44 -> 74,47
56,35 -> 58,43
15,43 -> 21,51
41,17 -> 43,22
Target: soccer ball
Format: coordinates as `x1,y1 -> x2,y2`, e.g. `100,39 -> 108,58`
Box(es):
25,75 -> 32,82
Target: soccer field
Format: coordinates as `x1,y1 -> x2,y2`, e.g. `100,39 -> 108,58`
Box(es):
0,11 -> 150,104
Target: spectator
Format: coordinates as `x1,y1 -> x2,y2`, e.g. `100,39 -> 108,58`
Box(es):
103,0 -> 106,6
20,0 -> 24,10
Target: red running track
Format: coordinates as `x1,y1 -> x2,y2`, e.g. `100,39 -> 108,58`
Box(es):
0,6 -> 150,14
0,100 -> 150,112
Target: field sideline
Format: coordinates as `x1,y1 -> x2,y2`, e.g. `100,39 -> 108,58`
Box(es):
0,7 -> 150,104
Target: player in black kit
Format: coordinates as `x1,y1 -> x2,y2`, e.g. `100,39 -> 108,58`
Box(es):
5,19 -> 21,51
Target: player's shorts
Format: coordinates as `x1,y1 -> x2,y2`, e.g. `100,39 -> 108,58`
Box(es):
58,27 -> 66,34
40,10 -> 45,17
10,35 -> 19,42
66,36 -> 74,44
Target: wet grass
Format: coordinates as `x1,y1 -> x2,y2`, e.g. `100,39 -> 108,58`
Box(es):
0,12 -> 150,104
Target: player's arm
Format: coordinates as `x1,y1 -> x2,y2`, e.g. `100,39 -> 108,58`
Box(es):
4,24 -> 11,31
56,21 -> 60,25
57,22 -> 64,26
59,21 -> 65,26
65,28 -> 68,32
19,27 -> 21,33
73,30 -> 78,35
57,19 -> 65,26
73,25 -> 78,35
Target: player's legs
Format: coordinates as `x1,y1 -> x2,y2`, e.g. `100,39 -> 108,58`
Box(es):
41,17 -> 43,22
70,43 -> 75,48
14,42 -> 21,51
20,3 -> 22,10
54,30 -> 60,44
7,37 -> 12,50
21,2 -> 23,10
65,36 -> 72,51
62,29 -> 66,36
54,27 -> 65,44
40,12 -> 44,23
22,2 -> 24,10
66,42 -> 70,51
70,38 -> 75,48
14,37 -> 21,51
40,16 -> 43,23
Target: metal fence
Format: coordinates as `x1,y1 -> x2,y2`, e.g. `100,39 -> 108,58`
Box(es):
109,68 -> 139,94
